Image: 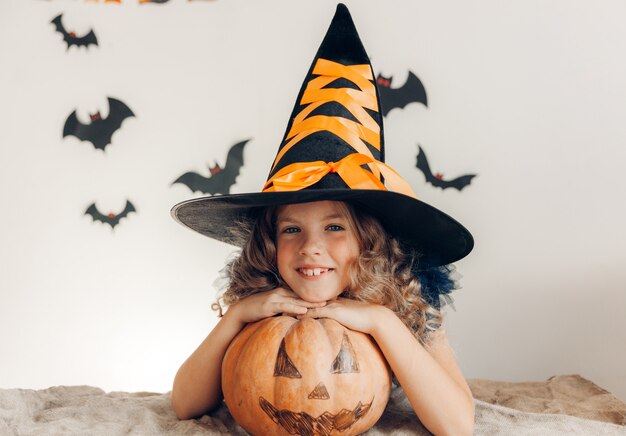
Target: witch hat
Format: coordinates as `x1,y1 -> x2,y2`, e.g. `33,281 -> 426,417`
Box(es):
172,4 -> 473,268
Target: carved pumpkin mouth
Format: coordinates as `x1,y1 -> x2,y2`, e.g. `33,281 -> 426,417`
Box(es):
259,396 -> 373,436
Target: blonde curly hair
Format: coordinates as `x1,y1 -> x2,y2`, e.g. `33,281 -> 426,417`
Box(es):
213,201 -> 443,344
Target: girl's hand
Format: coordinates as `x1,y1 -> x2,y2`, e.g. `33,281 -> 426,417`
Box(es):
228,288 -> 327,324
297,297 -> 387,335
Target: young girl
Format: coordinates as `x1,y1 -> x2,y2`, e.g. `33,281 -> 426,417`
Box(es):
171,4 -> 474,435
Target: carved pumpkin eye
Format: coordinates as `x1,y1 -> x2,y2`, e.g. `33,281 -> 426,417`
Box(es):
330,332 -> 359,374
274,338 -> 302,378
274,331 -> 360,379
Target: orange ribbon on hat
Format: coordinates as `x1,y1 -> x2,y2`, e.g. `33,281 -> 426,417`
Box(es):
271,59 -> 381,176
263,152 -> 417,198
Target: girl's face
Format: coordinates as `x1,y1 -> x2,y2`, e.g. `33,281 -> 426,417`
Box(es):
275,201 -> 360,303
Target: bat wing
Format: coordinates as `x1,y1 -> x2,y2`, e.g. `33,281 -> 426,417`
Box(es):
63,110 -> 81,139
63,109 -> 106,149
118,200 -> 137,219
74,29 -> 98,48
85,203 -> 101,221
209,139 -> 249,194
51,14 -> 72,48
107,97 -> 135,121
416,145 -> 438,185
172,172 -> 213,194
380,71 -> 428,116
103,97 -> 135,133
416,146 -> 477,191
85,203 -> 116,228
223,139 -> 248,177
51,14 -> 63,32
443,174 -> 477,191
404,72 -> 428,106
92,97 -> 135,150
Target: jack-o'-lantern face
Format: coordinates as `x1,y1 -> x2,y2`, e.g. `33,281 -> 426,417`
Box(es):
222,316 -> 391,436
259,332 -> 372,435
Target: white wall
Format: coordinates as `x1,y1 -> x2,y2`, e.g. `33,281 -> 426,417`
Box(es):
1,0 -> 625,400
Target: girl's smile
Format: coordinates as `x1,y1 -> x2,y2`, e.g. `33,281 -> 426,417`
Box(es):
296,266 -> 333,277
275,201 -> 359,303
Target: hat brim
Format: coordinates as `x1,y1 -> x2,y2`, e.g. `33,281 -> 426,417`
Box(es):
171,189 -> 473,268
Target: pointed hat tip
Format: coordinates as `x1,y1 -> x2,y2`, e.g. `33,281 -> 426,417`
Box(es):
317,2 -> 368,64
332,3 -> 355,27
336,3 -> 349,14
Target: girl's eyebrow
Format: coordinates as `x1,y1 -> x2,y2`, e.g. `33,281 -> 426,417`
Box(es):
276,213 -> 345,224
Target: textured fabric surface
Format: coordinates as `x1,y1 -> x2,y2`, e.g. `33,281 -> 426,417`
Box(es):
469,374 -> 626,426
1,376 -> 625,435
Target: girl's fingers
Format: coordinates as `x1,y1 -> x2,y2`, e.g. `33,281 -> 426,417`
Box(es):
282,295 -> 327,308
273,288 -> 327,307
297,307 -> 325,319
297,300 -> 327,308
277,302 -> 308,314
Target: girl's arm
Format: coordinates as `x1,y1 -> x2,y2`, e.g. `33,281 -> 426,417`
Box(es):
301,300 -> 474,436
371,307 -> 474,436
171,308 -> 245,420
171,288 -> 325,420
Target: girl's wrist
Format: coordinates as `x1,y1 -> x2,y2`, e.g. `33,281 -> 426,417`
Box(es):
222,304 -> 247,331
369,305 -> 397,339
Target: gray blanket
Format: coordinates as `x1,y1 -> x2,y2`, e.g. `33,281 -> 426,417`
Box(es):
1,385 -> 624,435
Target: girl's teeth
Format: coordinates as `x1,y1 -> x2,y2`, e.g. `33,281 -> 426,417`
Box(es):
301,268 -> 325,276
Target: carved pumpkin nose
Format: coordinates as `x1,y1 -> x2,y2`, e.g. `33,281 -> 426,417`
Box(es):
308,381 -> 330,400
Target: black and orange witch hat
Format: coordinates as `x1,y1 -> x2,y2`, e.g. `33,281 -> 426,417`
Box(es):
172,4 -> 473,268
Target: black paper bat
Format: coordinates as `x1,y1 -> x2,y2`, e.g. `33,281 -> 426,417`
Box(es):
416,145 -> 476,191
51,14 -> 98,50
63,97 -> 135,151
377,71 -> 428,117
84,200 -> 136,229
173,139 -> 249,195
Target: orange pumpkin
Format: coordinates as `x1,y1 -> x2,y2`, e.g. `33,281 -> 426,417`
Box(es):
222,315 -> 391,436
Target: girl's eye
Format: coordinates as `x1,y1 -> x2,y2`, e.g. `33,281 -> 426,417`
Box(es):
326,224 -> 344,231
282,226 -> 300,234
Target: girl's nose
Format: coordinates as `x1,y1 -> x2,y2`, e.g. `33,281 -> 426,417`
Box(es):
299,234 -> 322,256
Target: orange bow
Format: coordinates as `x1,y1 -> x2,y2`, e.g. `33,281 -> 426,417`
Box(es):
263,153 -> 417,198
